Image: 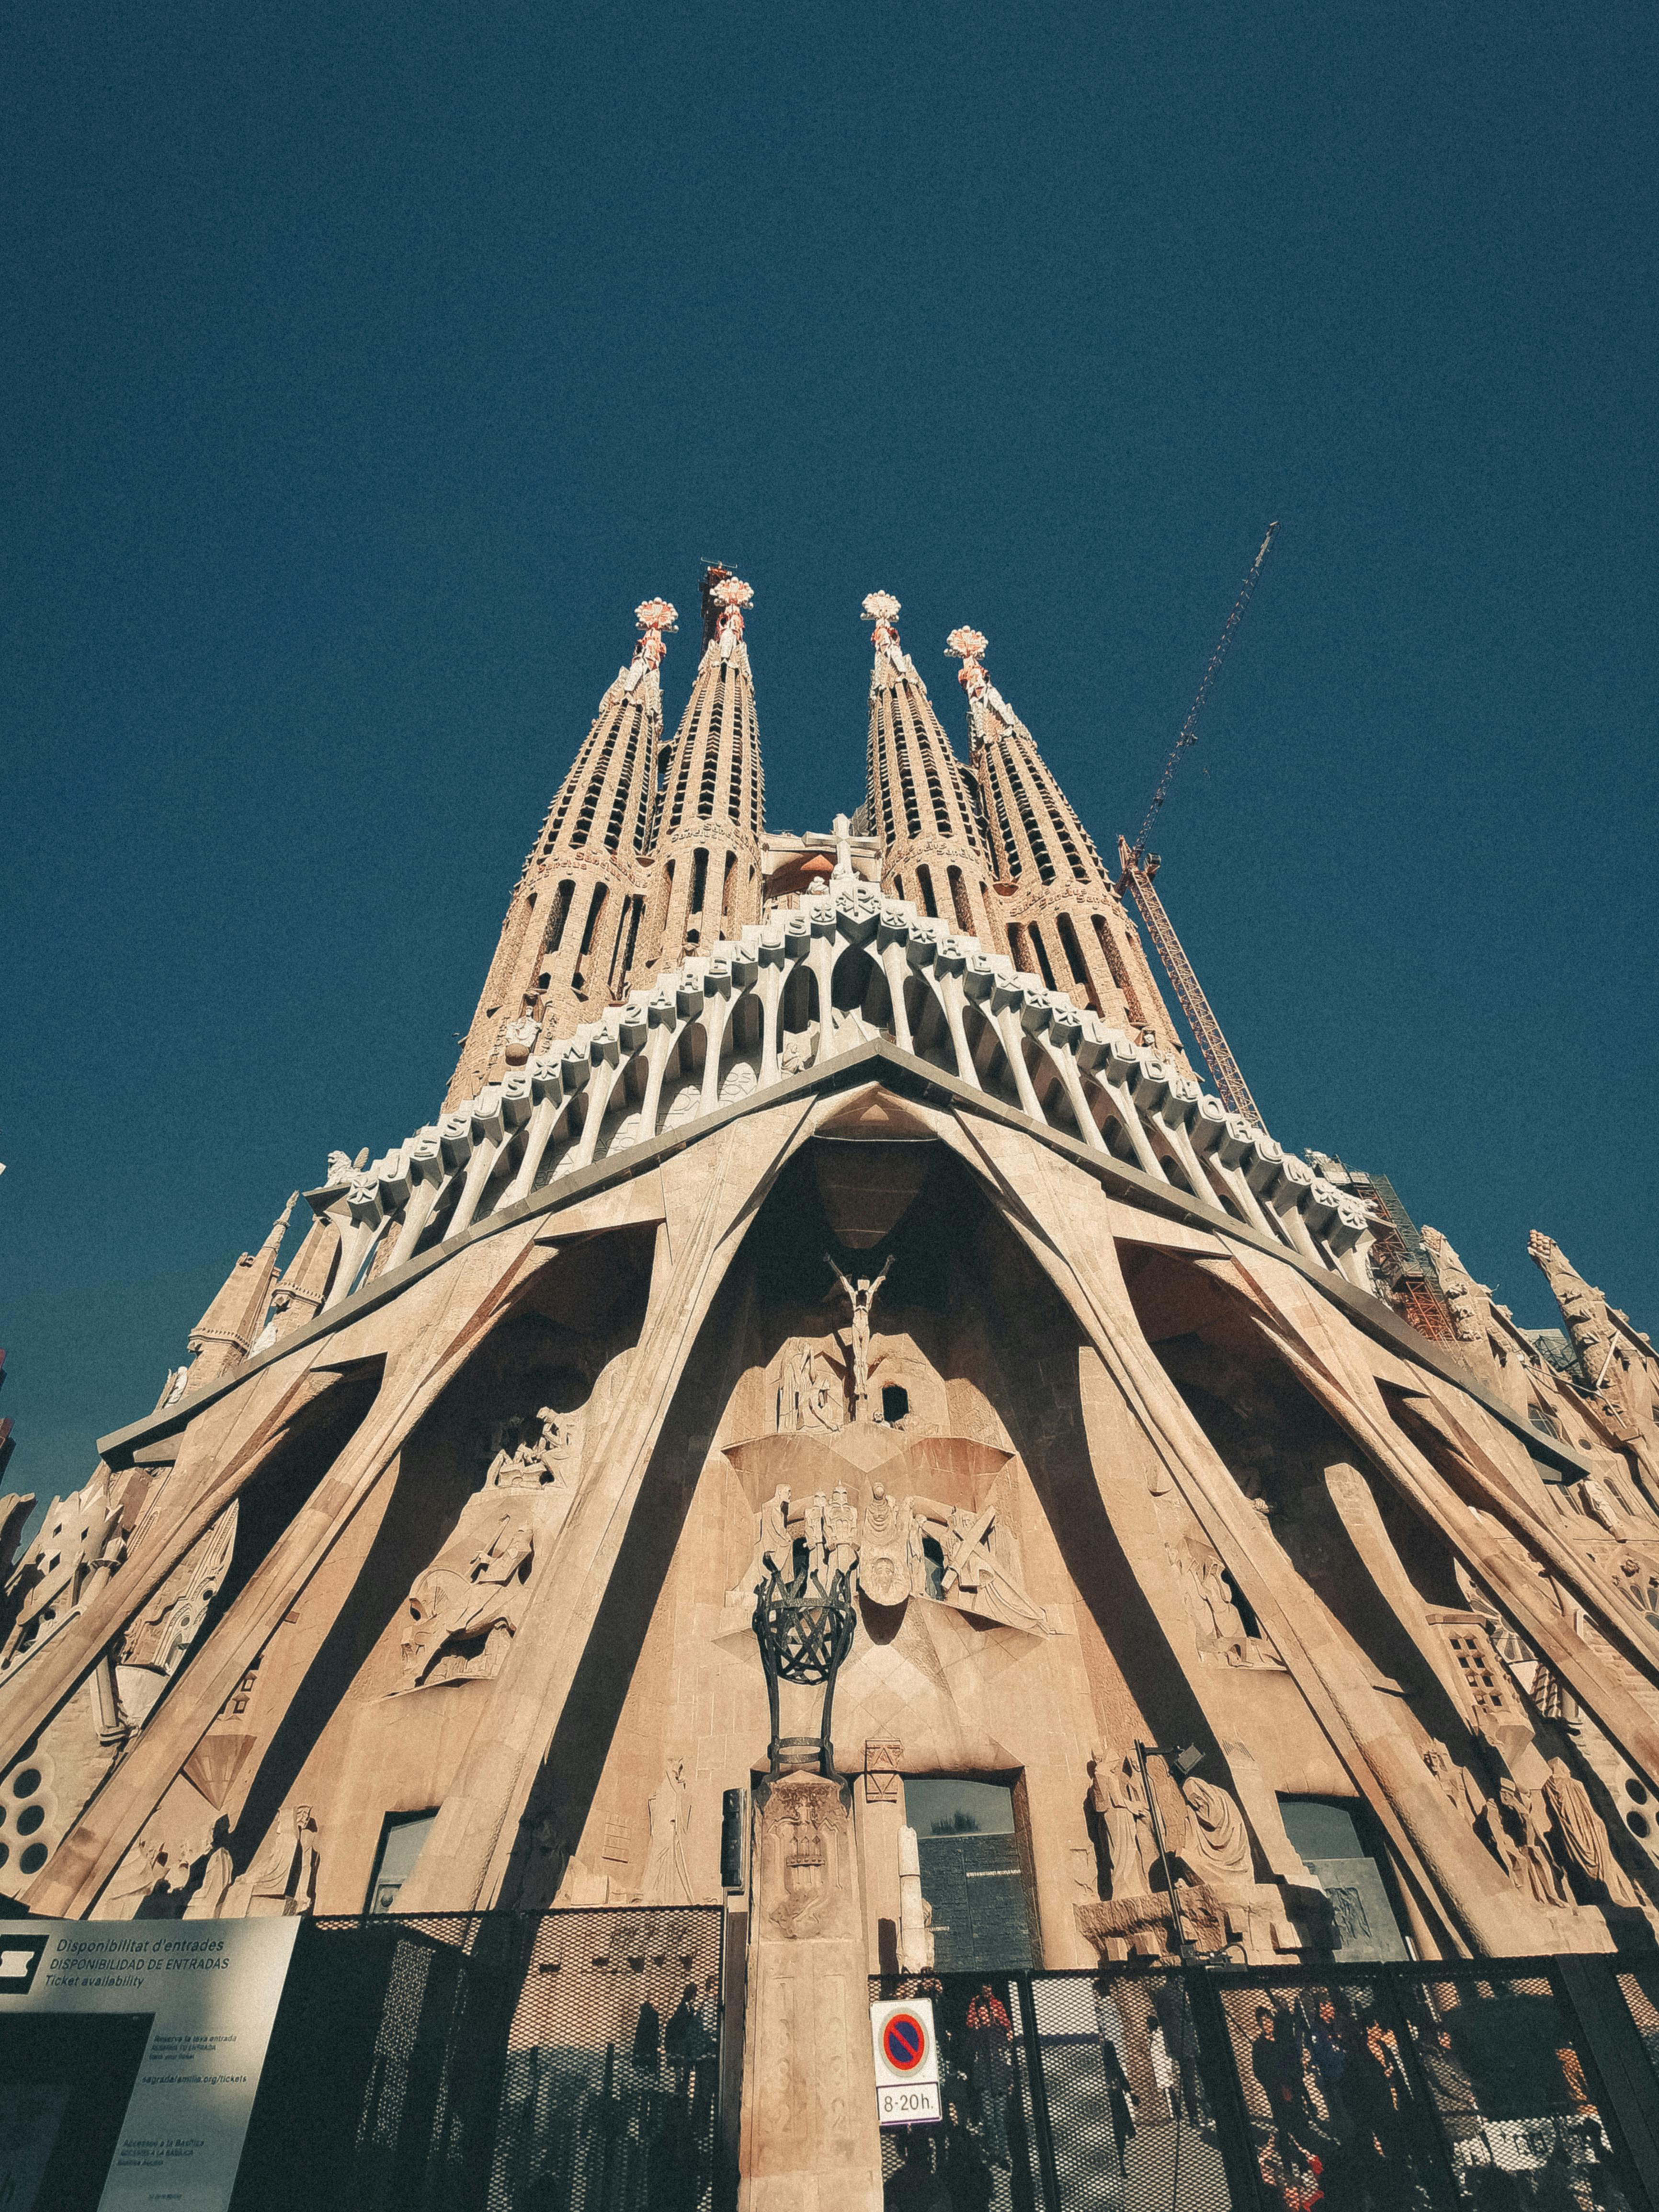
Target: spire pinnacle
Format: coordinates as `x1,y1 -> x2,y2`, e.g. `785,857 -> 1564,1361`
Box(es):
944,627 -> 992,742
263,1192 -> 298,1254
862,591 -> 904,673
944,626 -> 989,694
710,574 -> 751,661
626,598 -> 678,686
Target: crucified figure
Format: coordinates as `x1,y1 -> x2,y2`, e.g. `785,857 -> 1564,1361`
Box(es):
825,1252 -> 892,1424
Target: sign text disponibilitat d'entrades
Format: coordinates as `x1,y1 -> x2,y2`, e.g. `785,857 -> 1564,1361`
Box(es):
0,1917 -> 299,2212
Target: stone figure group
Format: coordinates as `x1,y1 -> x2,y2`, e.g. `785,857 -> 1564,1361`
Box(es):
486,1405 -> 577,1490
1087,1745 -> 1255,1906
1422,1735 -> 1644,1912
738,1476 -> 1046,1630
400,1514 -> 536,1688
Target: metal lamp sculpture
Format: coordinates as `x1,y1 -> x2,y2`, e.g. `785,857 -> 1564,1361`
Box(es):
751,1550 -> 856,1793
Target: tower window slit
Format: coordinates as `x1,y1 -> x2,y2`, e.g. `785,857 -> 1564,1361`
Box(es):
603,707 -> 641,852
617,894 -> 644,987
1029,923 -> 1057,991
576,882 -> 608,963
690,847 -> 709,915
989,753 -> 1021,877
893,707 -> 921,839
721,851 -> 737,917
544,879 -> 576,956
1056,911 -> 1096,998
948,867 -> 973,934
917,866 -> 939,919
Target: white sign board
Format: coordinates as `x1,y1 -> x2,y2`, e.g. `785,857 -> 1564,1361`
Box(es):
871,1995 -> 941,2126
0,1917 -> 300,2212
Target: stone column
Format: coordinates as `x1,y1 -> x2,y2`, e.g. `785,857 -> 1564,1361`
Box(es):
859,1741 -> 903,1975
739,1773 -> 883,2212
897,1824 -> 929,1973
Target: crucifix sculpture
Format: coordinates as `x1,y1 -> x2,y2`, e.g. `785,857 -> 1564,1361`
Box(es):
825,1252 -> 891,1425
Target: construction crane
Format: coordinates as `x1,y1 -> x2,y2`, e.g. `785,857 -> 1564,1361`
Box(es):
1117,524 -> 1278,1126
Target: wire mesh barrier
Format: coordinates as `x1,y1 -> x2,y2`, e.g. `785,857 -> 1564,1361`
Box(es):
229,1907 -> 724,2212
872,1961 -> 1659,2212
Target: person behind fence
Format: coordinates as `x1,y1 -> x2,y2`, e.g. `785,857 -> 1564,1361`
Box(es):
1251,2004 -> 1320,2172
1415,2021 -> 1479,2153
1147,2012 -> 1180,2120
885,2124 -> 950,2211
1343,2013 -> 1414,2185
1102,2040 -> 1136,2174
664,1981 -> 701,2098
1092,1969 -> 1127,2079
1151,1975 -> 1204,2126
942,2122 -> 995,2212
632,1993 -> 661,2075
1307,1995 -> 1353,2138
965,1983 -> 1015,2171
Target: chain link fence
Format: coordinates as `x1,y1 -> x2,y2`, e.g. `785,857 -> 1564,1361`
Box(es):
872,1958 -> 1659,2212
230,1907 -> 724,2212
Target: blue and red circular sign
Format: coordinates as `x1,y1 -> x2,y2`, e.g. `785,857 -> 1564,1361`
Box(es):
881,2011 -> 928,2074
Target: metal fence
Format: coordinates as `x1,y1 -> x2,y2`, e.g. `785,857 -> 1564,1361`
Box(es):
230,1907 -> 725,2212
872,1955 -> 1659,2212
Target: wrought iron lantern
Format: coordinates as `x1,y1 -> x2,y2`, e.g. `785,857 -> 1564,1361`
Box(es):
751,1557 -> 856,1787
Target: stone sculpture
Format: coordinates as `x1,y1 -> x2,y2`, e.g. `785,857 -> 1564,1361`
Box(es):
400,1515 -> 534,1688
1500,1779 -> 1568,1905
227,1804 -> 318,1918
826,1252 -> 891,1424
642,1757 -> 693,1906
824,1484 -> 860,1585
1544,1757 -> 1644,1907
485,1406 -> 576,1490
182,1822 -> 237,1919
1089,1746 -> 1152,1900
1179,1777 -> 1254,1892
859,1482 -> 912,1606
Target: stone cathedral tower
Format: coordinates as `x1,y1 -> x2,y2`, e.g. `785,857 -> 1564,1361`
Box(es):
8,570 -> 1659,2202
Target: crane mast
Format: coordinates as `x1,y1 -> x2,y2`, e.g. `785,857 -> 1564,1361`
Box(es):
1117,838 -> 1264,1127
1118,524 -> 1277,1121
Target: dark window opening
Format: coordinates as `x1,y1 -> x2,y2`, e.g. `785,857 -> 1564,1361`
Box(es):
906,1777 -> 1035,1973
882,1384 -> 909,1425
948,868 -> 973,934
1028,924 -> 1057,992
367,1809 -> 438,1915
1278,1796 -> 1409,1962
916,866 -> 939,919
1057,910 -> 1091,986
576,883 -> 608,962
545,879 -> 576,957
690,846 -> 709,915
1221,1567 -> 1259,1639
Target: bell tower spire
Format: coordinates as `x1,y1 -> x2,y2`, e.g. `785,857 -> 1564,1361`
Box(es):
445,597 -> 675,1107
182,1193 -> 296,1390
861,593 -> 1004,950
637,566 -> 765,971
949,625 -> 1184,1053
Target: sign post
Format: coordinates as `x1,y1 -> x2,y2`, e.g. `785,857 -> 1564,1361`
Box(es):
870,1995 -> 941,2127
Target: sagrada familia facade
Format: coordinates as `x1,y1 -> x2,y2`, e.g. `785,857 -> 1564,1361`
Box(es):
5,567 -> 1659,2194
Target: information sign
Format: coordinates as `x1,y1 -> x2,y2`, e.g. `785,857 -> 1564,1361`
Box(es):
870,1995 -> 941,2126
0,1917 -> 300,2212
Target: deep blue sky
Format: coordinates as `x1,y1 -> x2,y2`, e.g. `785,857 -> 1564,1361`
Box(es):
4,3 -> 1656,1514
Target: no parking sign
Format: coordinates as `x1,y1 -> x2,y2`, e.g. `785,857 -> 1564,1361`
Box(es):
871,1996 -> 941,2126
